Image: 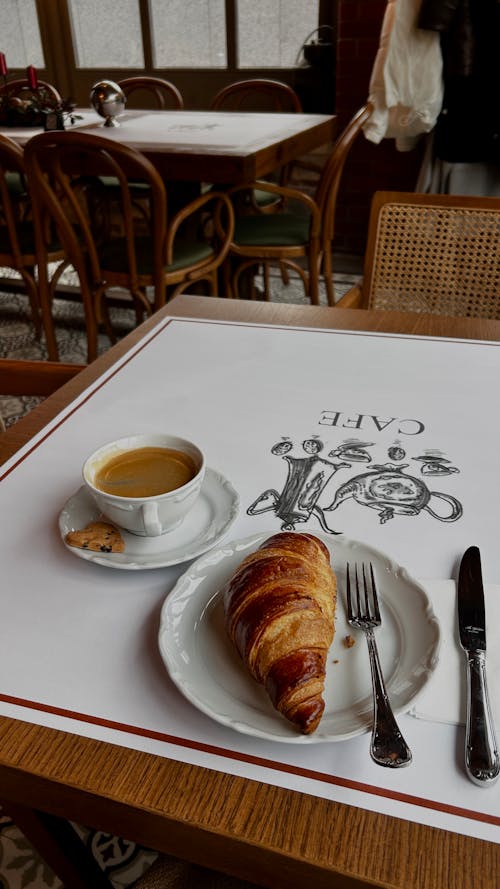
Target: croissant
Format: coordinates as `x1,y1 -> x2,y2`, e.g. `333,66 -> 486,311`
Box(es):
222,531 -> 336,734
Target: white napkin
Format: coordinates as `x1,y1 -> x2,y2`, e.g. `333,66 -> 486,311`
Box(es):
411,581 -> 500,726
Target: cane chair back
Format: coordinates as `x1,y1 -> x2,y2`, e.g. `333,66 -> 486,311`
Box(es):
210,78 -> 302,113
0,133 -> 67,339
226,103 -> 373,305
118,77 -> 184,110
24,131 -> 234,362
337,191 -> 500,318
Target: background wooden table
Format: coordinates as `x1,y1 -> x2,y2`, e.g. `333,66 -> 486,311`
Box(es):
1,296 -> 499,889
3,109 -> 336,184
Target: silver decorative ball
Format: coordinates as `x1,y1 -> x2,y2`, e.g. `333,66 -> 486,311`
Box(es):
90,80 -> 126,127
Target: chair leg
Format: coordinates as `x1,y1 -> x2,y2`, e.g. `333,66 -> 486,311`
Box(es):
92,284 -> 119,351
279,260 -> 290,286
38,262 -> 59,360
221,258 -> 233,298
263,262 -> 271,301
309,272 -> 320,306
19,269 -> 42,339
208,269 -> 219,295
129,288 -> 153,326
323,251 -> 335,306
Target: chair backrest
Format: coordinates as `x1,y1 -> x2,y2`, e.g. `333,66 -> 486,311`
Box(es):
0,358 -> 83,431
360,191 -> 500,318
0,79 -> 62,103
0,133 -> 30,266
24,129 -> 168,300
210,78 -> 303,112
0,358 -> 83,396
118,76 -> 183,110
314,103 -> 373,244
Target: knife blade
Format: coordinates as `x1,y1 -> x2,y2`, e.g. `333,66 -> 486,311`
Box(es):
458,546 -> 500,785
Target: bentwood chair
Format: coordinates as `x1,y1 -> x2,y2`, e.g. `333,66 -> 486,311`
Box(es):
336,191 -> 500,317
24,131 -> 234,362
210,78 -> 305,215
210,78 -> 302,113
0,133 -> 68,338
225,103 -> 373,305
118,76 -> 184,110
0,80 -> 62,201
0,358 -> 83,430
115,77 -> 187,215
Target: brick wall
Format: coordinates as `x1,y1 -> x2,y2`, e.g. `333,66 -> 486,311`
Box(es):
335,0 -> 425,254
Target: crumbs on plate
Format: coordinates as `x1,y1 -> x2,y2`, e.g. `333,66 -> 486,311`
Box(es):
343,634 -> 356,649
65,520 -> 125,553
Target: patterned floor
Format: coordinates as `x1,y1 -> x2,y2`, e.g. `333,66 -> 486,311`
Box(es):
0,260 -> 360,888
0,811 -> 158,889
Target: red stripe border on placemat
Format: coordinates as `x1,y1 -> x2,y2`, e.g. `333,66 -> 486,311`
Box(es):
1,692 -> 498,828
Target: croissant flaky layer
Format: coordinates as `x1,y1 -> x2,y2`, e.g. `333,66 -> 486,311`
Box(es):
222,532 -> 336,734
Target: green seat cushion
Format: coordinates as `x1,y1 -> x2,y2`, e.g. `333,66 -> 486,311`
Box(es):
253,188 -> 282,207
234,212 -> 310,247
99,236 -> 214,274
5,172 -> 27,198
97,175 -> 151,196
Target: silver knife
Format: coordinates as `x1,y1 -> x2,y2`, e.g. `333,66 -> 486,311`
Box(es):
458,546 -> 500,785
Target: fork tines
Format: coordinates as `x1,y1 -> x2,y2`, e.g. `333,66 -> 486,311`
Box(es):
346,561 -> 381,624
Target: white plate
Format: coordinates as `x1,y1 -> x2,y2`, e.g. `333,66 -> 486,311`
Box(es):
159,532 -> 441,743
59,468 -> 239,570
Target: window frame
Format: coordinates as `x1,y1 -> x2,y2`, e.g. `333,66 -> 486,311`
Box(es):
16,0 -> 336,109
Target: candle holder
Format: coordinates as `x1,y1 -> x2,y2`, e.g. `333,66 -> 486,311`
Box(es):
0,83 -> 81,129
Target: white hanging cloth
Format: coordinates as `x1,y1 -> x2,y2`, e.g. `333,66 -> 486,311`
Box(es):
363,0 -> 444,151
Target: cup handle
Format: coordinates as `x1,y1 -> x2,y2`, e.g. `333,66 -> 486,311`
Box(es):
142,502 -> 162,536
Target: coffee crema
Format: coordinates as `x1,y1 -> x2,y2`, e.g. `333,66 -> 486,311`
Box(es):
94,446 -> 198,498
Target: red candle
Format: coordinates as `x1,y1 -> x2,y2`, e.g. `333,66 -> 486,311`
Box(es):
0,53 -> 7,76
26,65 -> 38,89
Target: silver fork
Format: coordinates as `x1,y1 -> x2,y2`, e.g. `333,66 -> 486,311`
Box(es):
346,562 -> 412,768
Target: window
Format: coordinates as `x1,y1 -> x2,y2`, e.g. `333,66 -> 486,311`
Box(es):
68,0 -> 144,68
2,0 -> 333,108
0,0 -> 43,68
237,1 -> 319,68
150,0 -> 227,69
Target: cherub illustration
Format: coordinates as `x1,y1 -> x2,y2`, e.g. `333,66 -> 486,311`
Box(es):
247,437 -> 350,533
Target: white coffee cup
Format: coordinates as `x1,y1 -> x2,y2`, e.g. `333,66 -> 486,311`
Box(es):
83,433 -> 205,537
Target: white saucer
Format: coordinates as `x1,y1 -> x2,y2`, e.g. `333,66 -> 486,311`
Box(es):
59,468 -> 240,570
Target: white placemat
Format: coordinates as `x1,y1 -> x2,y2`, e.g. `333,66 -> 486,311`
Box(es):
1,315 -> 499,845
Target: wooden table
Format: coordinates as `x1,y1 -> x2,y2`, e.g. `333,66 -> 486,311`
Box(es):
1,296 -> 499,889
3,108 -> 336,183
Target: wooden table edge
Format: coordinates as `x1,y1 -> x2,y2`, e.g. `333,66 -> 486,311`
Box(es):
1,295 -> 499,889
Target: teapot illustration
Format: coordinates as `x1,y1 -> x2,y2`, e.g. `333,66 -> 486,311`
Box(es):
325,463 -> 463,524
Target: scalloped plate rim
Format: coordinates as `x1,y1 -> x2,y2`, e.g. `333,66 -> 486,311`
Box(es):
158,531 -> 441,743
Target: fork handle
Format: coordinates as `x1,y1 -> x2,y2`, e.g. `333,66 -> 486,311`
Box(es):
365,630 -> 412,767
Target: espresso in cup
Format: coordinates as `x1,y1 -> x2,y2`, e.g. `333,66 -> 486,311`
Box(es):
94,446 -> 198,498
83,434 -> 205,537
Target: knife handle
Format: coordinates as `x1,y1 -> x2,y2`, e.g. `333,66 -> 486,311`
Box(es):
465,650 -> 500,785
